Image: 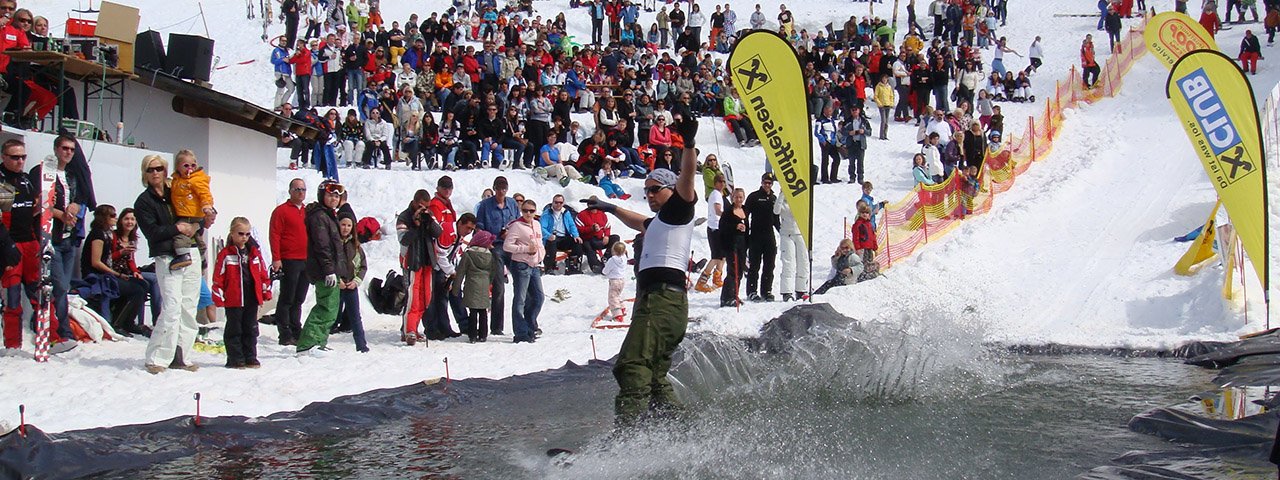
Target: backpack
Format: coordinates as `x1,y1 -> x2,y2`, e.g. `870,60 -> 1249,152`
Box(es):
366,269 -> 407,315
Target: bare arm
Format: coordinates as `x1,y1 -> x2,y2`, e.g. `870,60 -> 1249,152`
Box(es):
610,206 -> 650,232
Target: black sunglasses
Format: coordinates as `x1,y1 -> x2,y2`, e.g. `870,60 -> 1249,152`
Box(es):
644,185 -> 669,195
146,166 -> 165,173
522,208 -> 536,213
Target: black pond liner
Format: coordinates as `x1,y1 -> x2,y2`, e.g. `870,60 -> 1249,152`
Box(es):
0,358 -> 616,480
1082,331 -> 1280,479
0,303 -> 850,480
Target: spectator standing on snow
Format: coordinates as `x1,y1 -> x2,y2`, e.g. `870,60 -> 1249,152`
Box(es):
1267,6 -> 1280,45
454,229 -> 500,343
271,37 -> 295,109
271,178 -> 309,347
694,174 -> 727,293
774,192 -> 808,302
1201,2 -> 1222,38
1,140 -> 45,354
397,189 -> 442,346
1081,34 -> 1100,89
718,187 -> 748,308
296,180 -> 349,356
136,155 -> 199,373
336,211 -> 369,352
212,217 -> 271,369
852,203 -> 880,282
474,176 -> 518,336
602,242 -> 630,323
745,173 -> 779,303
505,198 -> 545,344
283,0 -> 301,48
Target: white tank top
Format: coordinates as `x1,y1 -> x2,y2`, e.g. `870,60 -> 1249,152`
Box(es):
638,191 -> 696,287
706,190 -> 723,231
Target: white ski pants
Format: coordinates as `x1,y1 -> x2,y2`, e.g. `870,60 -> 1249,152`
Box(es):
779,232 -> 809,295
145,248 -> 202,367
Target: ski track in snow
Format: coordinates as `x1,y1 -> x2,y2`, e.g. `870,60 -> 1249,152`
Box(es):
0,0 -> 1272,433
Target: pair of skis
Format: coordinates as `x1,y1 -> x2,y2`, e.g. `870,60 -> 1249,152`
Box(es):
32,155 -> 64,361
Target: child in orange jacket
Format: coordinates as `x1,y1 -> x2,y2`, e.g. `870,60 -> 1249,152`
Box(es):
170,149 -> 214,270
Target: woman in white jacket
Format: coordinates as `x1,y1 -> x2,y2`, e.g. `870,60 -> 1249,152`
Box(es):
774,193 -> 809,301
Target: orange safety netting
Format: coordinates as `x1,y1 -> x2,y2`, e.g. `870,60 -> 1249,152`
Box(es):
844,18 -> 1151,269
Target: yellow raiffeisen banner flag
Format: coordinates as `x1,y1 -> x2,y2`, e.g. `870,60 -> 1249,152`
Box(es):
728,31 -> 813,251
1166,50 -> 1269,292
1144,11 -> 1218,69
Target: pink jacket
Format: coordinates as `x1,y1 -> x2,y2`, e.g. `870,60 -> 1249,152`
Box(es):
502,217 -> 545,267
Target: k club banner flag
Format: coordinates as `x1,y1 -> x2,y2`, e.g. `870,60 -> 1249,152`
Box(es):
1166,50 -> 1269,292
728,31 -> 814,251
1145,11 -> 1218,69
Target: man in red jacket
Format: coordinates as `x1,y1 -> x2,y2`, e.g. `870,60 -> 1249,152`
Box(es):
270,178 -> 309,346
426,176 -> 460,339
576,199 -> 615,274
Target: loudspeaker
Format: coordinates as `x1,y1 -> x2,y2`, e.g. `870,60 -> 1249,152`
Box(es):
166,33 -> 214,82
134,30 -> 165,71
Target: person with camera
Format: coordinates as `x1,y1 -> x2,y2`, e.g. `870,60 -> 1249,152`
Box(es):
396,188 -> 442,346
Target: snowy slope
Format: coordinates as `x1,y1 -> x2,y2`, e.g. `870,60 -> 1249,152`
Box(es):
0,0 -> 1271,434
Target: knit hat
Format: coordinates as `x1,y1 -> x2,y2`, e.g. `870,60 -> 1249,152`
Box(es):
470,229 -> 495,249
647,168 -> 678,187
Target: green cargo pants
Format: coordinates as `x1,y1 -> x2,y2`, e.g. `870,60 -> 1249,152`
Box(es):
296,282 -> 340,352
613,286 -> 689,424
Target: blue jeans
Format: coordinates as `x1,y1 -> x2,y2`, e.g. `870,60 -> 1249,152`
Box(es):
140,271 -> 161,325
509,262 -> 543,341
345,69 -> 365,106
338,288 -> 368,351
481,138 -> 504,166
992,58 -> 1006,77
49,241 -> 76,341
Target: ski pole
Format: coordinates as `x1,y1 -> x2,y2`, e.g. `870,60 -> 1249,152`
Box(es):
590,334 -> 597,361
193,393 -> 201,427
18,404 -> 25,437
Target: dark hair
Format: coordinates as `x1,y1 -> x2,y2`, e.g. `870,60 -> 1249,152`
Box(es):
0,139 -> 22,156
457,212 -> 477,226
493,175 -> 508,189
55,134 -> 77,150
115,207 -> 139,242
90,204 -> 116,231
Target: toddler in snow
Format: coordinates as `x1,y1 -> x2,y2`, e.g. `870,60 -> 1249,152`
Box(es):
852,203 -> 880,282
602,241 -> 630,323
598,161 -> 632,200
455,229 -> 502,343
170,149 -> 214,270
211,217 -> 271,369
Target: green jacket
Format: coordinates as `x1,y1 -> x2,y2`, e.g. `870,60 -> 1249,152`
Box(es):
454,246 -> 500,310
702,165 -> 723,197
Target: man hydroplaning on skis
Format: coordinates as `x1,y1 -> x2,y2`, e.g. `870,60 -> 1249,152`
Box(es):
584,115 -> 698,427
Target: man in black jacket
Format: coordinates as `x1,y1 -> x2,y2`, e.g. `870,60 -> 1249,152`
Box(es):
341,37 -> 368,107
476,103 -> 510,168
1,140 -> 42,354
282,0 -> 301,49
744,173 -> 779,302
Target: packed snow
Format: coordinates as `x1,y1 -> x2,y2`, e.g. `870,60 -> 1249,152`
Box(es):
1,0 -> 1275,434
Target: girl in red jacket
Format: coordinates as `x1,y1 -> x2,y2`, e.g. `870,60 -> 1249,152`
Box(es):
852,202 -> 881,282
213,217 -> 273,369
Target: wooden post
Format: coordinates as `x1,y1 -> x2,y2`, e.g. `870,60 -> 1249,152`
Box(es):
1029,116 -> 1036,162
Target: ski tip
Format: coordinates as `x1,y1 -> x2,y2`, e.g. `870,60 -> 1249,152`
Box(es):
546,448 -> 574,458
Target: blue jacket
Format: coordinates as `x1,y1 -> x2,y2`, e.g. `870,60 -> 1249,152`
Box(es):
540,205 -> 580,239
475,195 -> 519,244
565,70 -> 587,97
590,3 -> 606,19
271,47 -> 292,75
622,5 -> 639,24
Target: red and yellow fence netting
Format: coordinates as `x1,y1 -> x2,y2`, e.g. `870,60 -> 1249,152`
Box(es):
848,18 -> 1151,269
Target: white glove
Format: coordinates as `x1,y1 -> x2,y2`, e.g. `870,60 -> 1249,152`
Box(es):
324,274 -> 338,288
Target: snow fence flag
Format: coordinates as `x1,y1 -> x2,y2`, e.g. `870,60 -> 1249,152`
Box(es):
1166,50 -> 1269,292
1144,11 -> 1218,70
728,31 -> 813,252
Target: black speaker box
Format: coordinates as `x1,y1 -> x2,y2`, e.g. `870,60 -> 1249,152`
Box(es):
134,30 -> 165,71
166,33 -> 215,82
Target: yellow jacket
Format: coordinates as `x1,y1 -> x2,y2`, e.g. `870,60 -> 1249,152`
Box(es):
903,35 -> 924,55
874,82 -> 895,107
171,167 -> 213,218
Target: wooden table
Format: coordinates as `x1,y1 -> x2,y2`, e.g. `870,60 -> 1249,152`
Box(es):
7,50 -> 136,132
